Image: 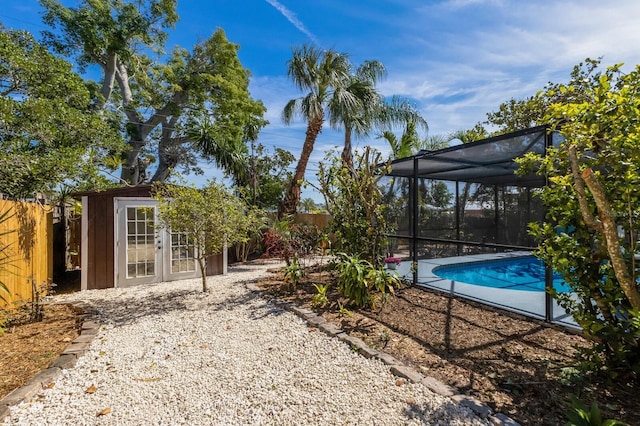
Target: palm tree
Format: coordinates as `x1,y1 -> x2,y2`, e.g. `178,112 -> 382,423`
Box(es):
187,113 -> 249,185
329,60 -> 386,168
278,45 -> 351,218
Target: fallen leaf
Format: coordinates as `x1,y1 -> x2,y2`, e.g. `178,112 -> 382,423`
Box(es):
43,382 -> 55,389
200,344 -> 208,349
406,397 -> 416,404
395,379 -> 405,386
85,384 -> 97,394
96,407 -> 111,417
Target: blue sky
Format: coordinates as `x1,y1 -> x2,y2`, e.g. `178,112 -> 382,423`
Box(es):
3,0 -> 640,202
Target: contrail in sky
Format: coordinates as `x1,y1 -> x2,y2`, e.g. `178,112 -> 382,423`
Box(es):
264,0 -> 320,46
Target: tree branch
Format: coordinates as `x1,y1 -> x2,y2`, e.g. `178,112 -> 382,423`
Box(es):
567,145 -> 602,231
581,167 -> 640,310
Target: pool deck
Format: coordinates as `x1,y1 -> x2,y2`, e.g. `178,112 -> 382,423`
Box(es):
395,251 -> 578,328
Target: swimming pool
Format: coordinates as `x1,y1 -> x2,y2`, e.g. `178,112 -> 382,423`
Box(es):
433,256 -> 571,293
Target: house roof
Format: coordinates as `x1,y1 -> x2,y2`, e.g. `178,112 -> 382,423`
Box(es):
73,184 -> 156,198
387,125 -> 552,187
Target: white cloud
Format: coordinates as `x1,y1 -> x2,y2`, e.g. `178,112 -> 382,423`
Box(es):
264,0 -> 320,46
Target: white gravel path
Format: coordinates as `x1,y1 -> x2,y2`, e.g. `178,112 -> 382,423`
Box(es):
4,262 -> 489,425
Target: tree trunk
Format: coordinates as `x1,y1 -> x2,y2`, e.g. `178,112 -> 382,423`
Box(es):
341,125 -> 353,168
278,115 -> 323,219
197,257 -> 208,292
581,168 -> 640,310
121,141 -> 145,184
150,119 -> 182,182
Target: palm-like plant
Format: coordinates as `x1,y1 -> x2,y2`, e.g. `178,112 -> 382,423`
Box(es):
329,60 -> 386,167
279,45 -> 351,218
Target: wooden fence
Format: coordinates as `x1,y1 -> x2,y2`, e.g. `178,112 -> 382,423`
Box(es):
0,200 -> 53,308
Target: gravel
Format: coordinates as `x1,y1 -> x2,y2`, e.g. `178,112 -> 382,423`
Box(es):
4,261 -> 489,425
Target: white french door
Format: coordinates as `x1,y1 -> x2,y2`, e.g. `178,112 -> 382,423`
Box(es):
115,199 -> 199,287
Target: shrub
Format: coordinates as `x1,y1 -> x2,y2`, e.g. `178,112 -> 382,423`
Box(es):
335,253 -> 400,309
283,253 -> 303,289
316,147 -> 392,267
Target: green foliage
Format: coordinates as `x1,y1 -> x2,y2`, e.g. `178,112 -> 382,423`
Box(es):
337,301 -> 352,318
515,60 -> 640,378
564,396 -> 629,426
153,179 -> 253,291
41,0 -> 266,184
283,253 -> 303,289
279,44 -> 352,217
317,147 -> 392,266
0,27 -> 124,198
311,283 -> 330,308
232,206 -> 267,263
334,253 -> 399,309
237,144 -> 294,210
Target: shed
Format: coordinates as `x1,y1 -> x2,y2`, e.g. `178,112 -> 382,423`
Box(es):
75,185 -> 226,290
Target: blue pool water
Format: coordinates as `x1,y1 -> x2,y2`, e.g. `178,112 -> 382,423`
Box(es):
433,256 -> 571,293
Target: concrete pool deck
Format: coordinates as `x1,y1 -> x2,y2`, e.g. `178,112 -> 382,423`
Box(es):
394,251 -> 578,328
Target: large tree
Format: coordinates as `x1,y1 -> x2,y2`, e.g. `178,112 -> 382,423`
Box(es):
41,0 -> 265,185
279,44 -> 351,218
329,60 -> 386,167
0,26 -> 123,198
514,60 -> 640,377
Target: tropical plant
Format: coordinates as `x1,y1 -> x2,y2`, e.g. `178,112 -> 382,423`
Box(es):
298,198 -> 319,213
336,300 -> 352,318
316,147 -> 392,266
516,60 -> 640,378
329,60 -> 386,167
283,253 -> 303,289
564,396 -> 629,426
334,253 -> 399,309
311,283 -> 330,308
279,44 -> 351,218
153,179 -> 250,291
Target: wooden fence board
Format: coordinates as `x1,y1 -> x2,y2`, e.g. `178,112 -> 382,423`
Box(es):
0,200 -> 53,307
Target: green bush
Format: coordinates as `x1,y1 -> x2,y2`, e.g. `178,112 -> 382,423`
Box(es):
335,253 -> 400,309
317,147 -> 392,267
564,396 -> 629,426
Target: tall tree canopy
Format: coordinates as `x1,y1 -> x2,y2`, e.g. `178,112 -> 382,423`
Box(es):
280,44 -> 427,217
510,60 -> 640,377
279,44 -> 352,218
329,60 -> 386,167
41,0 -> 266,185
0,26 -> 123,198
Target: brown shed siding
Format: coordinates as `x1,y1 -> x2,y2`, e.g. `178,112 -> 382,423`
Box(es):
81,186 -> 154,290
205,253 -> 225,276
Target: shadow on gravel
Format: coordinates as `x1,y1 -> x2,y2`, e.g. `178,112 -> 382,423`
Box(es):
204,285 -> 290,321
403,400 -> 482,425
90,289 -> 195,327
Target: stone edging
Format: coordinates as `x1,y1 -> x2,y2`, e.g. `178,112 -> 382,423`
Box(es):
0,302 -> 100,422
245,281 -> 521,426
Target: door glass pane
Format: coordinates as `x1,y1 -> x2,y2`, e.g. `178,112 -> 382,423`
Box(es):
170,231 -> 196,273
126,206 -> 156,278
